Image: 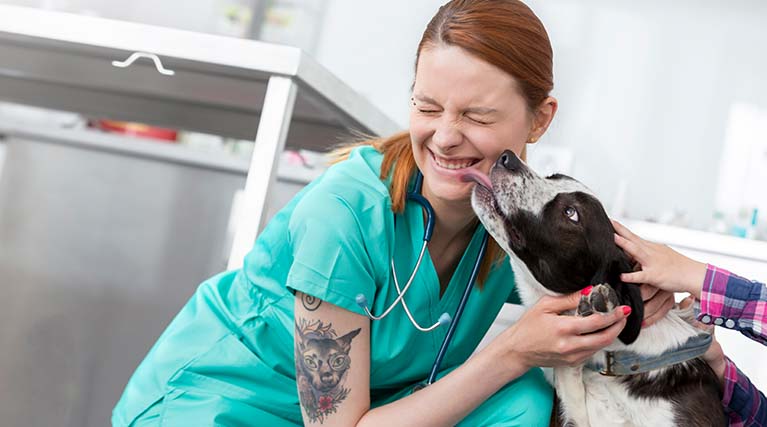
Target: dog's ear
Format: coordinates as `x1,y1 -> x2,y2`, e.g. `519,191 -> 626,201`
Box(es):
613,277 -> 643,344
592,254 -> 644,345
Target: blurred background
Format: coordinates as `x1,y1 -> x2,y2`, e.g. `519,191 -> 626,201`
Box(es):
0,0 -> 766,426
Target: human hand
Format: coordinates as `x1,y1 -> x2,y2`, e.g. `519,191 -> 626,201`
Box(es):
679,296 -> 726,386
612,220 -> 707,298
639,284 -> 675,327
702,333 -> 727,387
488,289 -> 631,377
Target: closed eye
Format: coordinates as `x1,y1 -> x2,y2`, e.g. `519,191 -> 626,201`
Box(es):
564,206 -> 579,223
466,115 -> 491,125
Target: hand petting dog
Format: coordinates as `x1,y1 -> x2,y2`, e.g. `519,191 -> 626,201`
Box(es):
612,219 -> 708,299
484,289 -> 631,374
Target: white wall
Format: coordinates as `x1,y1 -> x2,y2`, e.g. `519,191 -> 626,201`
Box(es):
314,0 -> 446,132
10,0 -> 764,231
533,0 -> 767,231
314,0 -> 767,232
0,0 -> 252,35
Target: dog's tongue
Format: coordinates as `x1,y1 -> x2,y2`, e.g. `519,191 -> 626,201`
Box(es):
460,170 -> 493,190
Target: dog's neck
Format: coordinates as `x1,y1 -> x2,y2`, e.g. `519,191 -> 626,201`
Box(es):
508,254 -> 701,360
604,304 -> 701,358
508,255 -> 560,305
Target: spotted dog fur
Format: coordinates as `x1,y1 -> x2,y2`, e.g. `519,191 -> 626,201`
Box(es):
468,150 -> 725,427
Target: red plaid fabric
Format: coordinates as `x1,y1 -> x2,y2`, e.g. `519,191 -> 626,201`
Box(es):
699,265 -> 767,426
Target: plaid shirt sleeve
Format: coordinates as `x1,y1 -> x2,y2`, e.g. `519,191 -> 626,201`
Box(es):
697,264 -> 767,426
721,357 -> 767,426
697,264 -> 767,345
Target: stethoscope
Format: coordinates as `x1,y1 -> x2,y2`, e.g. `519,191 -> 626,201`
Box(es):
355,170 -> 489,389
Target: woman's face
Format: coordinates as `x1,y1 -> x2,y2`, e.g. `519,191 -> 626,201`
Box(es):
409,44 -> 542,205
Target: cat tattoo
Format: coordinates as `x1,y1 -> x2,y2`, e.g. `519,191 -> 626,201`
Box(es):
295,318 -> 361,424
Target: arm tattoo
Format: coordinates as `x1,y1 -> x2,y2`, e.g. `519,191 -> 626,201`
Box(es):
302,293 -> 322,311
295,317 -> 361,424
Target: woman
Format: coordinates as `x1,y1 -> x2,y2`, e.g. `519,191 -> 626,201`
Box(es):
113,1 -> 651,425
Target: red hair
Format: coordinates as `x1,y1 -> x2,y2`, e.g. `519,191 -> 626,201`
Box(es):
331,0 -> 554,287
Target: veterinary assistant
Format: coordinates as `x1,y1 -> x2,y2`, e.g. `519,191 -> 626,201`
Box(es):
113,1 -> 631,425
112,145 -> 551,426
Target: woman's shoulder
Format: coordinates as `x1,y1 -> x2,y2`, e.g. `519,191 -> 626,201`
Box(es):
300,145 -> 391,212
290,146 -> 393,239
326,145 -> 389,194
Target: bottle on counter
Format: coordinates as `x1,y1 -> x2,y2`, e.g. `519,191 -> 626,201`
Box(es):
711,210 -> 729,235
730,208 -> 750,238
745,208 -> 759,240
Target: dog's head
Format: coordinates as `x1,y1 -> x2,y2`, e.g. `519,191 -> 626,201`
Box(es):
465,149 -> 643,344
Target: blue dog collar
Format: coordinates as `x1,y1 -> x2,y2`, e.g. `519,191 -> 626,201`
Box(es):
585,333 -> 713,376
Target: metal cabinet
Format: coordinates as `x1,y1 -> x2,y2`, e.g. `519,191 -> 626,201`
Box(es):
0,6 -> 399,426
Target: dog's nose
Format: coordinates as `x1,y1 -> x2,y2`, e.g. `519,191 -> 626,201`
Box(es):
497,150 -> 522,171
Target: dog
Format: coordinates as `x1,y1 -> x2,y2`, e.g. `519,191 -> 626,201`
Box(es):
465,150 -> 725,426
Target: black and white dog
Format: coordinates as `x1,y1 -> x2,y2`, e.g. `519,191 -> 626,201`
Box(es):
466,150 -> 725,426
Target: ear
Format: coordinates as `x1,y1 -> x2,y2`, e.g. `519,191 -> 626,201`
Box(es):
592,255 -> 644,345
337,328 -> 361,353
527,96 -> 558,144
614,281 -> 643,344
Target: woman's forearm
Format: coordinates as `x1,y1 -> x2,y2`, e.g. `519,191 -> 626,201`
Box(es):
356,348 -> 527,427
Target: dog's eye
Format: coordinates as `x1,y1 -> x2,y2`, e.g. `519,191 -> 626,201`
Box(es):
564,206 -> 579,223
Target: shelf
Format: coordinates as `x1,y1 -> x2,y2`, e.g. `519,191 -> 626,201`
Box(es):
0,121 -> 327,185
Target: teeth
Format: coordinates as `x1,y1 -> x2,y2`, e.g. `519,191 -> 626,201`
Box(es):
433,154 -> 477,170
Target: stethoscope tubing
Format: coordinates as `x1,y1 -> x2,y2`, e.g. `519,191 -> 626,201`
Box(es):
360,241 -> 432,326
407,170 -> 434,241
390,242 -> 446,332
425,231 -> 489,385
356,169 -> 488,390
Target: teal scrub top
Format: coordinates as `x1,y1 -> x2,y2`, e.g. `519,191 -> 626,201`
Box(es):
112,146 -> 550,426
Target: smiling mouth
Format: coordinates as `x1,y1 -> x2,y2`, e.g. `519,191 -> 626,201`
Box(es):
430,150 -> 481,170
